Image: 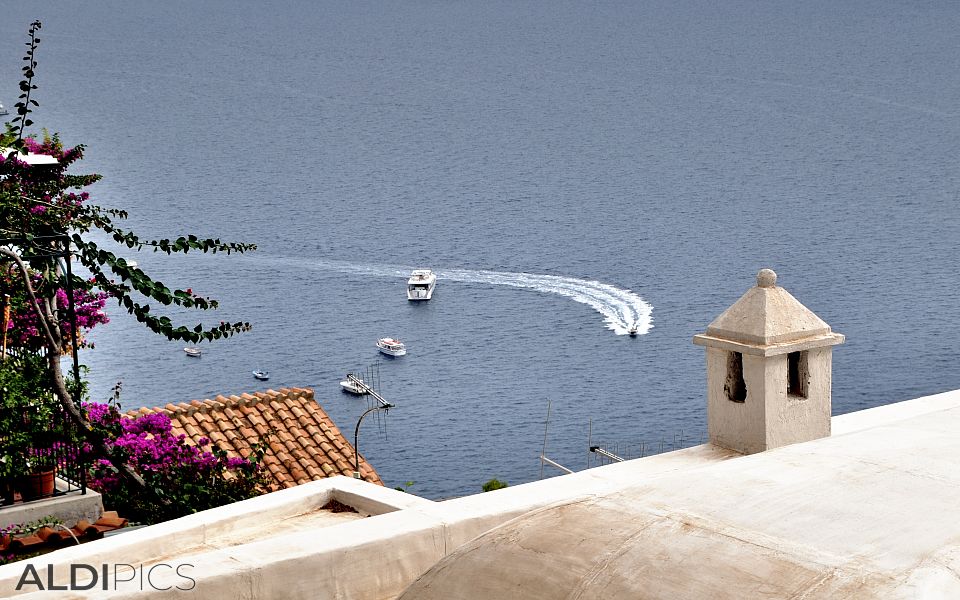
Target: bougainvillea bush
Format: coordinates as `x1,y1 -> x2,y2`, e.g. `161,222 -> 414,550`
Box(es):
83,402 -> 268,524
0,21 -> 256,510
84,403 -> 266,523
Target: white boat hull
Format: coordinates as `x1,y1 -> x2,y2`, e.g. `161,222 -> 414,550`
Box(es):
407,287 -> 435,301
340,380 -> 369,395
378,346 -> 407,356
376,338 -> 407,356
407,270 -> 437,301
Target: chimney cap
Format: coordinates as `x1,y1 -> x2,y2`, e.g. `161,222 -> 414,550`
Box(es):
693,269 -> 844,352
757,269 -> 777,288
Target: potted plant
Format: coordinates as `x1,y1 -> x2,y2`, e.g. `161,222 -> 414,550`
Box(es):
0,352 -> 62,501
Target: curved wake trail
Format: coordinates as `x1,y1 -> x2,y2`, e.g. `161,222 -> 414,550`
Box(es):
271,258 -> 654,335
437,268 -> 652,335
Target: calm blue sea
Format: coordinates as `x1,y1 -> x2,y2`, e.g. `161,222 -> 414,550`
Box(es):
2,0 -> 959,499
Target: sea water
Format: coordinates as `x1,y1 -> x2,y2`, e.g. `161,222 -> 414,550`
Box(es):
2,0 -> 959,498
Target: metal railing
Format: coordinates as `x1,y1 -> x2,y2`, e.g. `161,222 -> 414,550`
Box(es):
0,403 -> 88,508
1,233 -> 88,507
587,430 -> 706,468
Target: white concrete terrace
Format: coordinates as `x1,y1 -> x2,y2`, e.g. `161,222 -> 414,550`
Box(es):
2,388 -> 959,598
0,436 -> 737,598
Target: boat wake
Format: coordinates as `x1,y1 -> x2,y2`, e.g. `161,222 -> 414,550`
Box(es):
439,268 -> 653,336
292,259 -> 653,336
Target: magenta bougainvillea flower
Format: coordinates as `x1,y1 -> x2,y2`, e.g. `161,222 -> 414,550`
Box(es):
81,402 -> 266,523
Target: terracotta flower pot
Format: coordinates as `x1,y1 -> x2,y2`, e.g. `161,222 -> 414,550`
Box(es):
17,469 -> 55,501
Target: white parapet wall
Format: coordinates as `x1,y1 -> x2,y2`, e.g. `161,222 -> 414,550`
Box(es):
5,389 -> 958,599
0,444 -> 735,599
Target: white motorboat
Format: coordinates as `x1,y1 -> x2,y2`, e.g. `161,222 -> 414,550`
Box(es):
406,269 -> 436,300
339,374 -> 370,395
253,370 -> 270,381
0,102 -> 8,116
376,337 -> 407,356
184,347 -> 202,357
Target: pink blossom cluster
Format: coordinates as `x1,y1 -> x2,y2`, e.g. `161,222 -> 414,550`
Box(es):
0,153 -> 29,168
6,285 -> 109,349
83,402 -> 258,494
2,137 -> 92,219
21,137 -> 82,163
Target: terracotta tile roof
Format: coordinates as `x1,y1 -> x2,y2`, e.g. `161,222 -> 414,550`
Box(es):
1,511 -> 128,556
126,388 -> 382,491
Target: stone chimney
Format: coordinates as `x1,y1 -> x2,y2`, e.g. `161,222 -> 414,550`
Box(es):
693,269 -> 844,454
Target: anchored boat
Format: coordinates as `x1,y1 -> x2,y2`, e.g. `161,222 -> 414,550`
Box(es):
339,374 -> 370,395
376,338 -> 407,357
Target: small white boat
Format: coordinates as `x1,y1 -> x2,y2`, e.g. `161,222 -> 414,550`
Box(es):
339,374 -> 370,395
253,370 -> 270,381
376,337 -> 407,356
0,101 -> 8,116
184,347 -> 202,357
407,269 -> 436,301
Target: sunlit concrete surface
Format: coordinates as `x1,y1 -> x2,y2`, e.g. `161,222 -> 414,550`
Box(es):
402,390 -> 960,599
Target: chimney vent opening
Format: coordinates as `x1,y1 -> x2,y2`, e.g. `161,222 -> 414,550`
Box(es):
787,351 -> 809,398
725,351 -> 747,403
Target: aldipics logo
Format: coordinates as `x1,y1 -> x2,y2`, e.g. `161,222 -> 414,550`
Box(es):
15,563 -> 195,592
